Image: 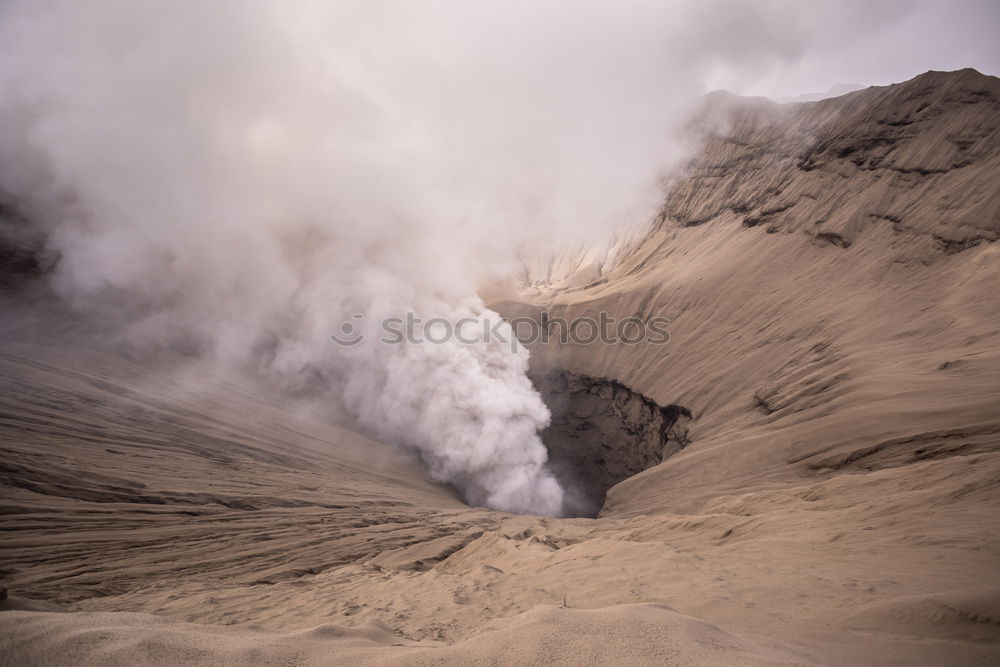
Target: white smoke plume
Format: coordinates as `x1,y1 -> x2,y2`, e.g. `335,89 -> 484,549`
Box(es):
0,1 -> 976,515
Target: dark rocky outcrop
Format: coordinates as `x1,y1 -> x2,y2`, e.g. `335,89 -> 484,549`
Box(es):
532,370 -> 691,517
659,69 -> 1000,258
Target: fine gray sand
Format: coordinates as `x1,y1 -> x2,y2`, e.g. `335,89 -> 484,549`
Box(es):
2,69 -> 999,665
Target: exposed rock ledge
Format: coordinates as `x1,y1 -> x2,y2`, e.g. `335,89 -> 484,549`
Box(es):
532,370 -> 692,517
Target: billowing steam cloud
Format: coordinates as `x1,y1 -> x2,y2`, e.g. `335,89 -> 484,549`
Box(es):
0,1 -> 954,514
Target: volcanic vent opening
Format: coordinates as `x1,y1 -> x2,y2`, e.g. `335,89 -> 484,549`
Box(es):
533,371 -> 692,518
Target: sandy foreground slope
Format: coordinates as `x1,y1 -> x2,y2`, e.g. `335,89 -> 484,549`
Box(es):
2,69 -> 1000,665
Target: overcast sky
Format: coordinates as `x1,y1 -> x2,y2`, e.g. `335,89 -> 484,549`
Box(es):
731,0 -> 1000,97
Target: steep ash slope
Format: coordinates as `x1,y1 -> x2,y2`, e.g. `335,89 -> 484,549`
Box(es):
666,68 -> 1000,250
509,68 -> 1000,517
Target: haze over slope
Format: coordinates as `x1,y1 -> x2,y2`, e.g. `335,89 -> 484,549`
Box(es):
2,69 -> 999,665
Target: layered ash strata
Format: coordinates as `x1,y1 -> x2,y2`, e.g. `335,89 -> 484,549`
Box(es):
661,69 -> 1000,257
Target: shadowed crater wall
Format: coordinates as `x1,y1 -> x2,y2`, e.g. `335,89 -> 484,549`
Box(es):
532,371 -> 692,518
